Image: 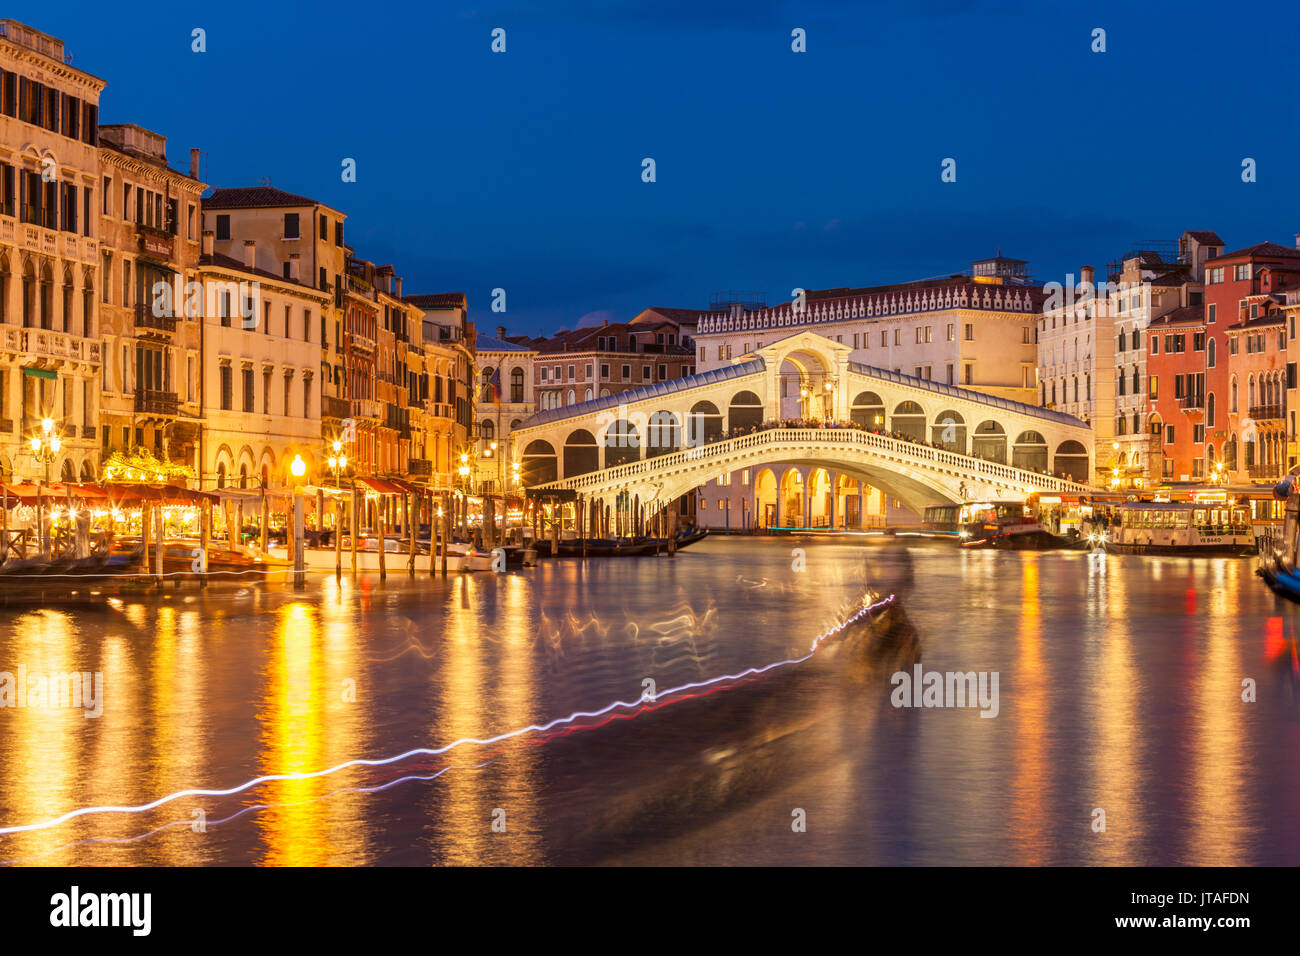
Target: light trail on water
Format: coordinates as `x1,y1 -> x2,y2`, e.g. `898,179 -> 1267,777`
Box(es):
0,594 -> 894,840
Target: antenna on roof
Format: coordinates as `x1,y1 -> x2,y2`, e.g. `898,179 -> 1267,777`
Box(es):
257,176 -> 271,187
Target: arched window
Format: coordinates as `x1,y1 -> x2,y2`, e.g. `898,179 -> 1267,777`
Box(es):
1208,338 -> 1216,368
1208,392 -> 1215,427
510,367 -> 524,403
481,419 -> 494,441
1230,376 -> 1238,413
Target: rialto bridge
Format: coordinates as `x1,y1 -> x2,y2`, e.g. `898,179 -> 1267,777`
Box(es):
511,331 -> 1093,518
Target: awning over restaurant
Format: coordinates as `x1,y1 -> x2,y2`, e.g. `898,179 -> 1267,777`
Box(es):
358,477 -> 410,495
0,482 -> 215,508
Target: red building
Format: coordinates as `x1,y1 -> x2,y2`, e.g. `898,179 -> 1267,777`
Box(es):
1146,306 -> 1207,481
1203,242 -> 1300,475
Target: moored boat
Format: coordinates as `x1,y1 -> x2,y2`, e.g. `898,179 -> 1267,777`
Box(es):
1102,501 -> 1255,556
958,501 -> 1063,549
1258,474 -> 1300,599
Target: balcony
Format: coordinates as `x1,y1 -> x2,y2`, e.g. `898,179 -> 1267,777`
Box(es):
1248,404 -> 1283,422
1178,393 -> 1205,409
81,425 -> 95,440
322,395 -> 350,421
1248,464 -> 1283,481
347,331 -> 376,353
134,303 -> 177,335
137,224 -> 175,261
407,458 -> 432,476
134,389 -> 179,417
351,398 -> 380,420
9,327 -> 102,367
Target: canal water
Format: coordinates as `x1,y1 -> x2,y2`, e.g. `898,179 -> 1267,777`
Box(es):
1,535 -> 1297,866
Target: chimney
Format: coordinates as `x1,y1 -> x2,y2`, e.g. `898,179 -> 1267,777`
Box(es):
189,148 -> 200,179
242,240 -> 256,270
496,325 -> 506,339
201,229 -> 214,257
394,276 -> 402,298
1080,265 -> 1095,286
1295,234 -> 1299,250
288,254 -> 300,281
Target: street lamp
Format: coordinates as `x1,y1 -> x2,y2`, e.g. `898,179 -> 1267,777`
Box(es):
30,417 -> 60,483
290,454 -> 306,480
328,439 -> 348,488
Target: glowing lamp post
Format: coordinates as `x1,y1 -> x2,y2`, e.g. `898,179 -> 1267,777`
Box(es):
31,417 -> 60,483
328,440 -> 348,488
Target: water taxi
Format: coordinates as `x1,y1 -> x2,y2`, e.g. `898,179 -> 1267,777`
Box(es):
957,501 -> 1061,549
1103,501 -> 1255,556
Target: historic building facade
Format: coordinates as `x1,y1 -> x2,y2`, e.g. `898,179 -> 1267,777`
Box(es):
0,20 -> 103,483
473,328 -> 536,494
97,124 -> 205,473
195,232 -> 330,489
694,255 -> 1042,408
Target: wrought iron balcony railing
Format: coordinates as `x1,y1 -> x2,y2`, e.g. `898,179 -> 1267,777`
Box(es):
133,389 -> 179,417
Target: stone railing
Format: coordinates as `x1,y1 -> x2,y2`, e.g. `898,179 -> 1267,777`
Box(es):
537,426 -> 1091,495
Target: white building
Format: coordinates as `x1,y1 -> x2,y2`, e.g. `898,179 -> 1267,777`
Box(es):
473,327 -> 536,495
195,232 -> 330,489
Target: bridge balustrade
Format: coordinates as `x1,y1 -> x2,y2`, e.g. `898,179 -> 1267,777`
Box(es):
537,426 -> 1089,495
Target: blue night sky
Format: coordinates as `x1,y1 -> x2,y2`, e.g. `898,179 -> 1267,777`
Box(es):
17,0 -> 1300,335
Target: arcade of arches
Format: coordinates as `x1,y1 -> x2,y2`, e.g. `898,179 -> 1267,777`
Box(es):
700,464 -> 900,531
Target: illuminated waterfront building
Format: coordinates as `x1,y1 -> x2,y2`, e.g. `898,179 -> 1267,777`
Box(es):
0,20 -> 104,483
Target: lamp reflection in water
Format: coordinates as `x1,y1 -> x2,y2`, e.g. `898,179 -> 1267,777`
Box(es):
259,602 -> 333,865
427,573 -> 541,864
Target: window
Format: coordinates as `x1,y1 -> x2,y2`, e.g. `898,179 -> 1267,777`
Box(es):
283,213 -> 299,239
964,324 -> 974,341
1150,336 -> 1158,354
215,214 -> 229,240
621,364 -> 631,379
1194,331 -> 1205,351
600,364 -> 609,379
1166,425 -> 1175,444
1208,338 -> 1215,368
1208,303 -> 1216,324
641,366 -> 651,381
319,214 -> 328,240
1234,264 -> 1250,281
220,366 -> 232,410
893,329 -> 901,346
1149,376 -> 1158,400
242,368 -> 255,412
1208,266 -> 1224,284
1194,424 -> 1204,444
